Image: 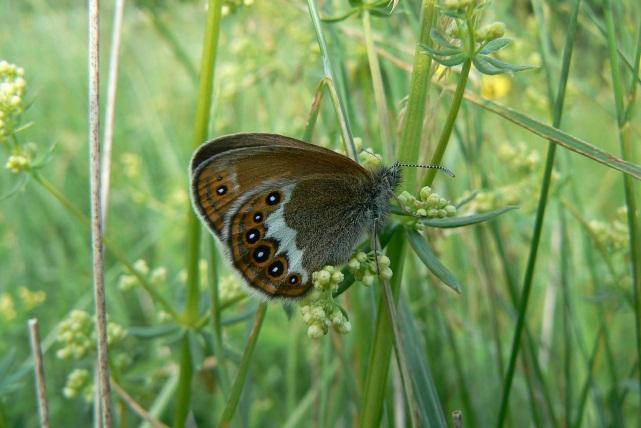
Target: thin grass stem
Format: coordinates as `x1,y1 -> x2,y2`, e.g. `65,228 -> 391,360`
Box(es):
495,1 -> 581,425
360,229 -> 407,427
28,319 -> 50,428
303,78 -> 328,142
306,0 -> 357,159
603,0 -> 641,408
424,58 -> 471,186
88,0 -> 113,424
100,0 -> 126,228
397,0 -> 436,188
218,303 -> 268,427
362,10 -> 394,159
111,379 -> 169,428
208,241 -> 230,396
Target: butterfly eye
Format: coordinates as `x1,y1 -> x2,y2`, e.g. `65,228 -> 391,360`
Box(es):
287,274 -> 300,285
266,191 -> 281,206
245,228 -> 260,245
267,260 -> 285,278
252,245 -> 271,263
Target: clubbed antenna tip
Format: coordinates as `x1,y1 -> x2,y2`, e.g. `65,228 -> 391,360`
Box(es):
397,163 -> 456,178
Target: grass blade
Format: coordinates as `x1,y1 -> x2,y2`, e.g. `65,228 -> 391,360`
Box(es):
398,298 -> 447,428
218,303 -> 268,427
406,228 -> 463,293
496,1 -> 581,425
457,91 -> 641,180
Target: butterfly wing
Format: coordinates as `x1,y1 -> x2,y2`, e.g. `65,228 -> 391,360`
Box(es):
190,133 -> 374,299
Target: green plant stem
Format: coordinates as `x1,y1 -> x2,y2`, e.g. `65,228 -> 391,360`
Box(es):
603,0 -> 641,407
360,229 -> 406,428
218,303 -> 268,427
424,58 -> 471,186
32,174 -> 179,319
306,0 -> 357,159
495,1 -> 581,426
397,0 -> 436,189
208,241 -> 229,396
185,0 -> 223,325
362,10 -> 393,160
172,333 -> 193,428
176,0 -> 223,426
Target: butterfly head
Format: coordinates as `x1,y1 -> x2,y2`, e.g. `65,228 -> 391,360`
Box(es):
367,162 -> 402,228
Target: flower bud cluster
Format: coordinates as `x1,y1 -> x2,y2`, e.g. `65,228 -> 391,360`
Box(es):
476,22 -> 506,41
0,293 -> 16,322
398,187 -> 457,219
348,251 -> 393,286
335,137 -> 383,170
220,274 -> 245,301
588,207 -> 629,252
118,259 -> 166,291
299,266 -> 351,339
467,142 -> 546,213
0,60 -> 26,145
443,0 -> 478,11
63,368 -> 93,401
222,0 -> 255,17
56,309 -> 127,360
18,286 -> 46,311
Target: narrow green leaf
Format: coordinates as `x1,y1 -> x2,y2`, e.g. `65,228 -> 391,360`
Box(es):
430,29 -> 457,49
420,44 -> 463,57
457,91 -> 641,181
406,228 -> 463,293
473,56 -> 505,75
420,206 -> 517,228
479,37 -> 512,54
432,52 -> 467,67
398,298 -> 448,428
128,324 -> 180,338
483,55 -> 535,73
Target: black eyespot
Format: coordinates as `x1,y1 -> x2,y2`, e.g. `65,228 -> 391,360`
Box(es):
266,191 -> 281,206
216,175 -> 223,181
245,228 -> 260,244
287,274 -> 300,285
253,212 -> 263,223
252,245 -> 270,263
267,261 -> 284,277
216,185 -> 227,196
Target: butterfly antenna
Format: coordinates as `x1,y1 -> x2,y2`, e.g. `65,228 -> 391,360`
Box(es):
397,162 -> 455,178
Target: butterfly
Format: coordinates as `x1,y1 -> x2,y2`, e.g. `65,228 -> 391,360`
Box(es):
189,133 -> 402,300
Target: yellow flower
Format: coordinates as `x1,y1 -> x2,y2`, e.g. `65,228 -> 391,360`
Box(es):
480,74 -> 512,100
0,293 -> 17,321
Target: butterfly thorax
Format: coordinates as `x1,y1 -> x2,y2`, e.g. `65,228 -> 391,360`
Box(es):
367,163 -> 402,229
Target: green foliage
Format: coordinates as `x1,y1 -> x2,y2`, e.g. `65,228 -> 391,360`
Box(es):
1,0 -> 641,426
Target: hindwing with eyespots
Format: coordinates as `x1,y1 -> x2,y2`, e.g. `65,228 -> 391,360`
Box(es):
228,185 -> 310,298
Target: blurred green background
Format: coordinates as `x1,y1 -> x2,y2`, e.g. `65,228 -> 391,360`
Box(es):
1,0 -> 640,426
